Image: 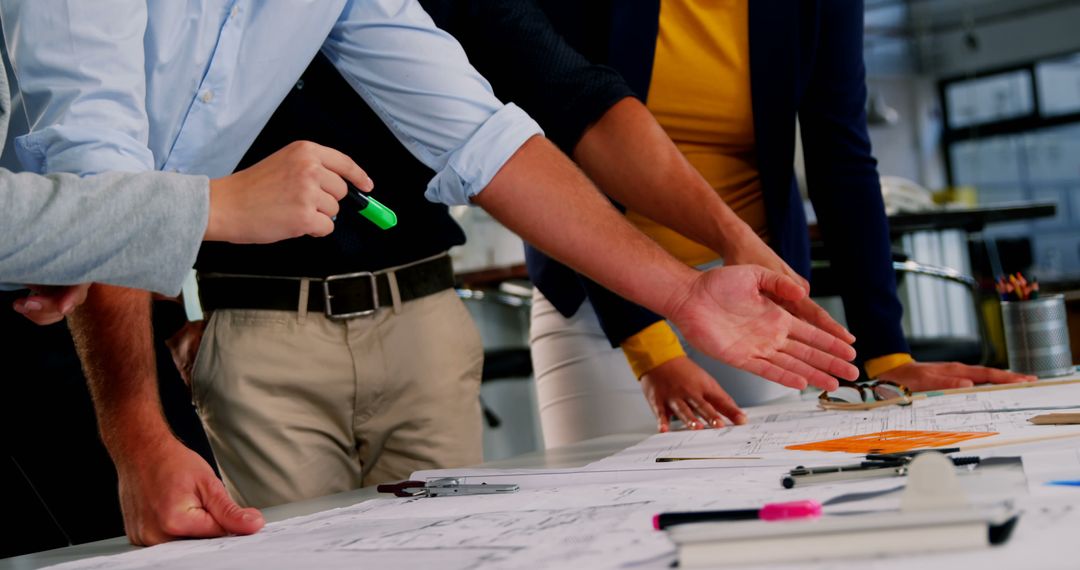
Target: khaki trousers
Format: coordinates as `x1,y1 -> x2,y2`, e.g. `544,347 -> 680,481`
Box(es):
191,288 -> 483,509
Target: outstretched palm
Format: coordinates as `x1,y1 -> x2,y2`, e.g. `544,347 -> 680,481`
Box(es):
668,265 -> 858,391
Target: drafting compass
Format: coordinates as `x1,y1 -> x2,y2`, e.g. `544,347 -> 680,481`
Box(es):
377,477 -> 520,498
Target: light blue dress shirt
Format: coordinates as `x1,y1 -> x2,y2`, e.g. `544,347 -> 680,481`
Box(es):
0,0 -> 542,206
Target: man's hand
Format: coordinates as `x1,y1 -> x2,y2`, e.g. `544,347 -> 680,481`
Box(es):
165,320 -> 207,388
206,140 -> 374,244
877,361 -> 1036,391
641,356 -> 748,432
475,137 -> 853,390
116,438 -> 264,546
12,284 -> 91,325
724,234 -> 809,292
667,265 -> 859,392
723,238 -> 854,343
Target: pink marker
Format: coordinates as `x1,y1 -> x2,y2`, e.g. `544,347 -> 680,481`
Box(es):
653,500 -> 822,530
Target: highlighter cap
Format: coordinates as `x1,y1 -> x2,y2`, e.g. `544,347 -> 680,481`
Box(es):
359,195 -> 398,230
759,500 -> 822,521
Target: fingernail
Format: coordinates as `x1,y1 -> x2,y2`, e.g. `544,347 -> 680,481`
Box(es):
363,178 -> 374,192
242,512 -> 261,522
24,301 -> 42,312
710,419 -> 723,428
12,303 -> 26,314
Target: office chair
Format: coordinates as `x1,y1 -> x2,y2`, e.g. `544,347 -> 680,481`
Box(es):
891,258 -> 992,366
456,287 -> 534,428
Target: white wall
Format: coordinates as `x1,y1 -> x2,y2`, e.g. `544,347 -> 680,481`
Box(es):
866,75 -> 948,190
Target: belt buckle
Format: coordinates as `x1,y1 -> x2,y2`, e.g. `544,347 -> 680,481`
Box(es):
322,271 -> 379,320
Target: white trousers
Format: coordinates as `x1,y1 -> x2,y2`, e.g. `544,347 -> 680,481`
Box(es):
529,290 -> 796,448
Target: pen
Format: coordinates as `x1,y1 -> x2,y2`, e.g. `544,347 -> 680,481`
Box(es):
781,462 -> 908,489
655,456 -> 763,462
782,454 -> 981,488
345,183 -> 398,229
865,448 -> 960,461
653,500 -> 821,530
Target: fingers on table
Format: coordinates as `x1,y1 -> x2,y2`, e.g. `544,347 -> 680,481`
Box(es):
686,398 -> 726,428
701,386 -> 746,425
649,399 -> 672,433
668,399 -> 705,430
918,373 -> 975,390
200,478 -> 264,536
959,364 -> 1036,384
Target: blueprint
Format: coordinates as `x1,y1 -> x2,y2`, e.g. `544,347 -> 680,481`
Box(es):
49,465 -> 1077,570
49,470 -> 908,570
586,380 -> 1080,470
48,377 -> 1080,570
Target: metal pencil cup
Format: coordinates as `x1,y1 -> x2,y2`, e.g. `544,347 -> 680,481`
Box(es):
1001,294 -> 1073,377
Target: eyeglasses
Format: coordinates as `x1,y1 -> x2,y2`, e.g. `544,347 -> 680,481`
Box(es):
818,380 -> 913,411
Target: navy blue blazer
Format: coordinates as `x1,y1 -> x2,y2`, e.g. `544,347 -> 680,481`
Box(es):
525,0 -> 910,365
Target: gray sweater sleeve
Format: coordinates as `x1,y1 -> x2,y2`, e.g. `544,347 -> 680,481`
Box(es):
0,168 -> 209,295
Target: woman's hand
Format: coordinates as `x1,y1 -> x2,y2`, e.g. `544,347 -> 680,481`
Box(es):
640,356 -> 748,432
877,361 -> 1036,391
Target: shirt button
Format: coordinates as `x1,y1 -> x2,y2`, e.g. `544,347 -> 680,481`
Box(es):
200,90 -> 214,104
230,5 -> 239,18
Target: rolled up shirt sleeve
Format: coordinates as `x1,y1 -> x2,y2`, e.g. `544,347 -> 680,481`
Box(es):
0,0 -> 154,175
322,0 -> 543,206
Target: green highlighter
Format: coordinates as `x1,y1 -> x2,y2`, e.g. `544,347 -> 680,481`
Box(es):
346,183 -> 397,230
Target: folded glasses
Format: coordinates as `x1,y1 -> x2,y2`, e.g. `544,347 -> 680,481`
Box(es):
818,380 -> 913,411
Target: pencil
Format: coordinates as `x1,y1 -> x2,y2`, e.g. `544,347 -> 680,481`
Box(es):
920,376 -> 1080,397
959,430 -> 1080,451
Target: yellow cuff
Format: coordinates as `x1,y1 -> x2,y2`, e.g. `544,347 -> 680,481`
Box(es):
620,321 -> 687,379
864,353 -> 915,379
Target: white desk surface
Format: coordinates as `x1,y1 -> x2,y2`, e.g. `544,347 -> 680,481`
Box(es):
0,433 -> 650,570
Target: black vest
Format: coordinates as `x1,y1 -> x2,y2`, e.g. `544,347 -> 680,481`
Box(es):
196,54 -> 465,277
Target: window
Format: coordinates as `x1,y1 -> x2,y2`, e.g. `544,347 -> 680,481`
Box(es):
1036,54 -> 1080,117
945,70 -> 1034,128
942,52 -> 1080,280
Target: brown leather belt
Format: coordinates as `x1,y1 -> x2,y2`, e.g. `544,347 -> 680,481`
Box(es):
198,255 -> 454,319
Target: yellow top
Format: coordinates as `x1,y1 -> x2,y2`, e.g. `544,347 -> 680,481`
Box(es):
628,0 -> 765,269
863,353 -> 914,379
621,0 -> 763,378
621,320 -> 689,378
619,0 -> 907,380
